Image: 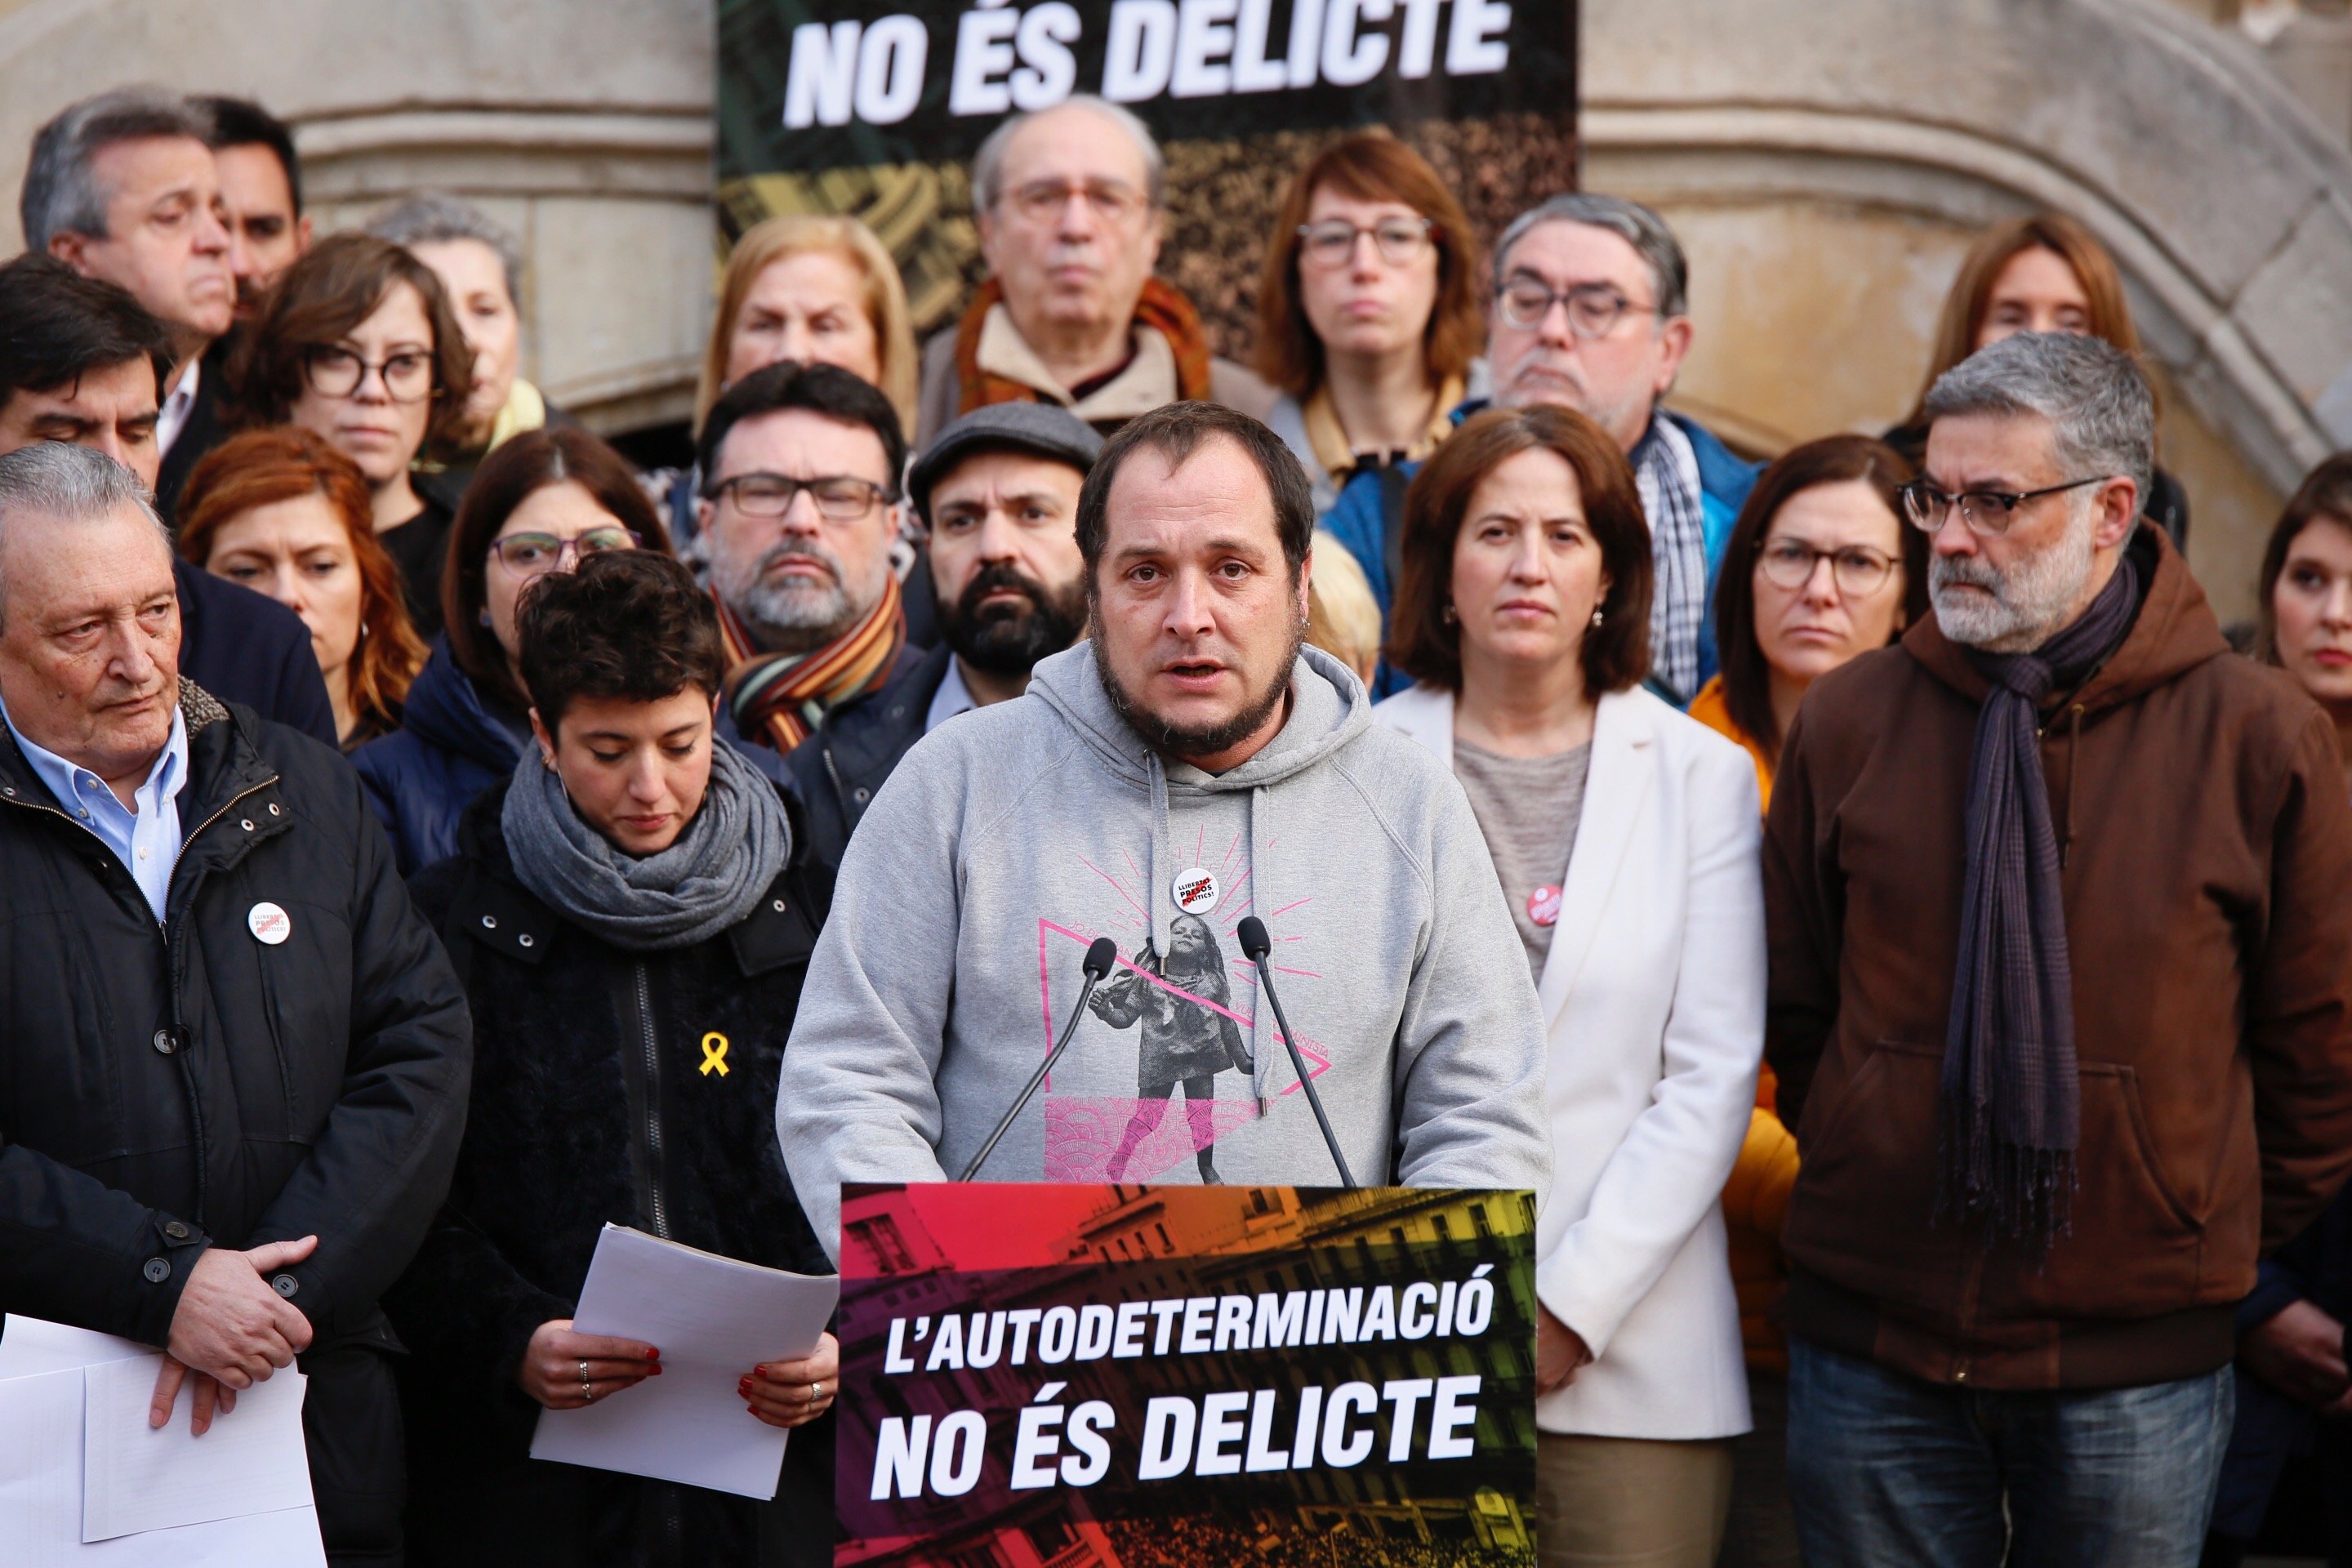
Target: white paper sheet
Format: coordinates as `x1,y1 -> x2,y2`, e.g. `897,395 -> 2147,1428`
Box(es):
0,1361 -> 324,1566
81,1352 -> 314,1541
0,1316 -> 152,1379
529,1224 -> 839,1499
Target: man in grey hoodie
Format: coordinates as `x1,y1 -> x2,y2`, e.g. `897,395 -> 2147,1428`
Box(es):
778,402 -> 1550,1257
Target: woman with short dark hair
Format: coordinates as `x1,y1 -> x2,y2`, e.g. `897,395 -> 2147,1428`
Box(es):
385,550 -> 838,1568
232,232 -> 476,631
1376,404 -> 1765,1568
352,425 -> 669,873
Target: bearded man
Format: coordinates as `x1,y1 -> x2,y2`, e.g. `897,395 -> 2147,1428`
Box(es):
785,401 -> 1100,870
777,400 -> 1549,1248
1764,332 -> 2352,1566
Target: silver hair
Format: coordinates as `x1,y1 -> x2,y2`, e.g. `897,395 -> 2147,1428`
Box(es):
20,87 -> 216,249
0,443 -> 169,633
1493,192 -> 1689,320
969,95 -> 1165,213
367,191 -> 525,306
1923,331 -> 2154,505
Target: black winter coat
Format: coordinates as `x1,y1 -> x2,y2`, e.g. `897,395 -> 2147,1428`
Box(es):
782,641 -> 950,871
385,780 -> 836,1568
0,679 -> 471,1347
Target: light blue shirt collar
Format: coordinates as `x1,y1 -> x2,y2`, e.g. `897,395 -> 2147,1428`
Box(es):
1,697 -> 189,922
924,657 -> 980,734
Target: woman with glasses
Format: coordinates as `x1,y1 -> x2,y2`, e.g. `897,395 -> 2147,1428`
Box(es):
1889,212 -> 2189,548
177,425 -> 430,751
232,233 -> 476,634
385,550 -> 839,1568
1683,434 -> 1921,1568
1256,131 -> 1484,521
1690,435 -> 1927,804
354,426 -> 667,875
1374,405 -> 1764,1568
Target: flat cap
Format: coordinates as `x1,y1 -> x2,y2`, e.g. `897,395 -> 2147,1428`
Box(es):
908,402 -> 1103,523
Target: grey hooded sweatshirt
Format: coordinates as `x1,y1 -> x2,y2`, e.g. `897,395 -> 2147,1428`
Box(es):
777,640 -> 1551,1258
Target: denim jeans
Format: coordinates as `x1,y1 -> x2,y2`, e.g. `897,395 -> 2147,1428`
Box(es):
1786,1340 -> 2234,1568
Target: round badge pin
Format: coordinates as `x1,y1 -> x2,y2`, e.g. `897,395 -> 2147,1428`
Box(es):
1526,884 -> 1563,928
1171,867 -> 1221,917
247,901 -> 292,946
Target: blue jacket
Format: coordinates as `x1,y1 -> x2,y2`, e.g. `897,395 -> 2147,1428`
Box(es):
351,642 -> 530,877
782,643 -> 948,872
1322,404 -> 1761,703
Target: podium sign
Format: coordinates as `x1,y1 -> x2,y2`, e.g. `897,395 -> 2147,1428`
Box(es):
835,1182 -> 1537,1567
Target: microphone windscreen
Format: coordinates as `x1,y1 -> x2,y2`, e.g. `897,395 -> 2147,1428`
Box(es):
1236,916 -> 1272,960
1084,936 -> 1119,978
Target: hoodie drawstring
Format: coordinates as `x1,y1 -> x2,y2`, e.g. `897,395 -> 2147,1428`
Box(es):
1147,753 -> 1174,964
1247,784 -> 1274,1100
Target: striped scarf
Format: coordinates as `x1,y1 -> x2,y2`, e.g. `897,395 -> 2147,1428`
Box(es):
715,572 -> 904,752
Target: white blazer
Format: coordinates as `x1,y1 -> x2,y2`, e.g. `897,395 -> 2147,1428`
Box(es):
1375,683 -> 1765,1440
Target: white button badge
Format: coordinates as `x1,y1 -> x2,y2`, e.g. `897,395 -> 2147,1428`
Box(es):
1171,867 -> 1221,917
247,902 -> 292,946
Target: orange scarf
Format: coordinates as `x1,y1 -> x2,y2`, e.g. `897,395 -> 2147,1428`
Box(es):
954,275 -> 1214,416
715,572 -> 904,753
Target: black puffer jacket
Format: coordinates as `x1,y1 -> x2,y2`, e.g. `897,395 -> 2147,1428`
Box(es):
385,779 -> 836,1568
0,679 -> 471,1346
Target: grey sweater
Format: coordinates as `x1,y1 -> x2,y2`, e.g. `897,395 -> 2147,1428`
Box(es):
777,641 -> 1552,1258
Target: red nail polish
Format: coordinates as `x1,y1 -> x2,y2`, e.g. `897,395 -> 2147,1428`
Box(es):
647,1348 -> 660,1361
650,1365 -> 662,1375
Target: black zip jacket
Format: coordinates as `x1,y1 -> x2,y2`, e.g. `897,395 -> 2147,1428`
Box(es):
782,641 -> 950,872
385,779 -> 835,1568
0,680 -> 471,1347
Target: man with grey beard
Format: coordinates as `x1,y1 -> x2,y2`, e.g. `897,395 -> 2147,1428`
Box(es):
695,360 -> 915,755
1762,331 -> 2352,1566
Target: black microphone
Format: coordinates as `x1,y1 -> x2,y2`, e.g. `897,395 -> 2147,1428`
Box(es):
960,936 -> 1119,1181
1236,916 -> 1356,1190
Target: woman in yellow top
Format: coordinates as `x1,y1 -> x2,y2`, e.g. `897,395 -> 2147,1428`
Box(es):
1690,432 -> 1922,1568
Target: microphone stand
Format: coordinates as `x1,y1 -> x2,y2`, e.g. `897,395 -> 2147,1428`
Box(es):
1237,916 -> 1356,1190
960,936 -> 1120,1181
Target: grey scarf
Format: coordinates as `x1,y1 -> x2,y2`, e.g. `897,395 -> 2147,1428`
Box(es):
1939,553 -> 2141,1248
502,738 -> 791,951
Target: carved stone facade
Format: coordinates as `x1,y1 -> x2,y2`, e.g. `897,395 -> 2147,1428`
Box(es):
1,0 -> 2345,616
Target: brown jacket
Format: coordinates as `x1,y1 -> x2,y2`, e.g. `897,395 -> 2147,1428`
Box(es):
1765,528 -> 2352,1390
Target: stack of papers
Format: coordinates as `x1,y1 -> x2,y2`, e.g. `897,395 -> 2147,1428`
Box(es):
531,1225 -> 840,1499
0,1316 -> 324,1566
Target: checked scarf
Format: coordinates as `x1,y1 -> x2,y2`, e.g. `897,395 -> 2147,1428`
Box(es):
715,571 -> 904,752
954,275 -> 1214,415
1939,553 -> 2141,1250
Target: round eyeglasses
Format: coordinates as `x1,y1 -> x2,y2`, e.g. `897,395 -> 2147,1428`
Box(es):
303,345 -> 434,403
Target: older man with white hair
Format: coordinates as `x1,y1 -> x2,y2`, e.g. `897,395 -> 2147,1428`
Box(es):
0,442 -> 470,1566
1764,332 -> 2352,1566
915,95 -> 1272,444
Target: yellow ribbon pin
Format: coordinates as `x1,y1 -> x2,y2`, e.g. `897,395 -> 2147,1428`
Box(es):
699,1031 -> 730,1077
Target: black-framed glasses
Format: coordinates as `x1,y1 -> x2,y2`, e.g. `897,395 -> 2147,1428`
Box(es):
303,345 -> 434,403
488,528 -> 640,579
1756,537 -> 1900,597
1004,178 -> 1152,227
1899,475 -> 2109,537
708,472 -> 896,521
1297,216 -> 1435,268
1494,275 -> 1659,337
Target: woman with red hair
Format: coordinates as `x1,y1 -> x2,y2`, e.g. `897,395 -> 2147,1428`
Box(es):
178,425 -> 429,749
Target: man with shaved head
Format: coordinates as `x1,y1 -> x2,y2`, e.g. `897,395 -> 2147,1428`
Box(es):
0,442 -> 470,1566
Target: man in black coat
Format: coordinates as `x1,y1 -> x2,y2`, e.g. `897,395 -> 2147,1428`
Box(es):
0,441 -> 471,1567
786,401 -> 1099,867
0,250 -> 336,745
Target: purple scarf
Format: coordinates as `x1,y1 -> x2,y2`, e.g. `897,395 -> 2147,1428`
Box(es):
1940,554 -> 2141,1248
